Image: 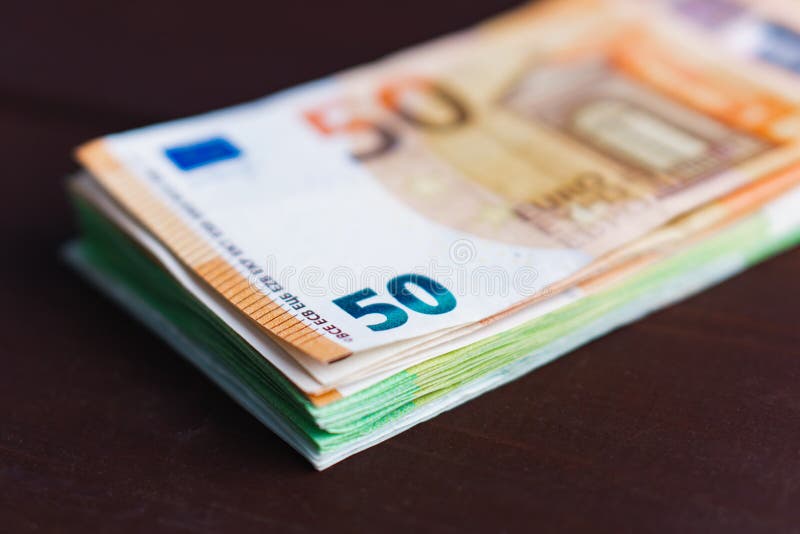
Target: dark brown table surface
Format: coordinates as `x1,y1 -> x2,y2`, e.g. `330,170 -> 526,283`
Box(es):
2,1 -> 800,532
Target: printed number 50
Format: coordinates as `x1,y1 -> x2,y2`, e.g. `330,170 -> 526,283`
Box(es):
333,274 -> 457,332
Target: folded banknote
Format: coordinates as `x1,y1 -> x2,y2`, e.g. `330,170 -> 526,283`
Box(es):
66,0 -> 800,468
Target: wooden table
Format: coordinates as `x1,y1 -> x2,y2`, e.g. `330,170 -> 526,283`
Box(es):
2,1 -> 799,531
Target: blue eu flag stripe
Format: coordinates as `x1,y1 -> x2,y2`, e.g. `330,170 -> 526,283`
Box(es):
165,137 -> 242,171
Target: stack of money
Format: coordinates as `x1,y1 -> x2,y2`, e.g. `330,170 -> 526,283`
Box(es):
66,0 -> 800,469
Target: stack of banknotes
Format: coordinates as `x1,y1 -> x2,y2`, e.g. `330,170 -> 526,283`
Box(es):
67,0 -> 800,469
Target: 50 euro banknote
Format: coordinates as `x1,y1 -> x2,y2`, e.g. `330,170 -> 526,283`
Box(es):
75,0 -> 800,383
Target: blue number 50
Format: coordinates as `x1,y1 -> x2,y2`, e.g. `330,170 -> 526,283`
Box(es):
333,274 -> 457,332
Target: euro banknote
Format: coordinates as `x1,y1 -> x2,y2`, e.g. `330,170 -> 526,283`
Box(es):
75,0 -> 800,366
66,0 -> 800,467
